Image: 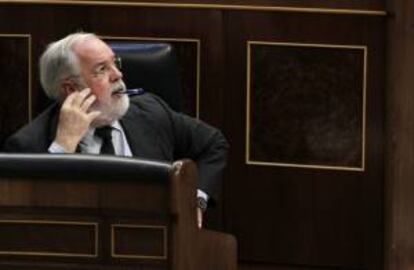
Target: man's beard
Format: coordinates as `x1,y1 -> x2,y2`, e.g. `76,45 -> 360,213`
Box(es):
91,80 -> 130,127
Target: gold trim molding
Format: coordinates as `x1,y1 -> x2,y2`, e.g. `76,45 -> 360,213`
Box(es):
0,219 -> 98,257
246,41 -> 367,171
0,34 -> 32,121
111,224 -> 168,260
102,35 -> 201,119
0,0 -> 386,16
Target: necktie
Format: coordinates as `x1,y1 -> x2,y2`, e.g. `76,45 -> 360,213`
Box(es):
95,126 -> 115,155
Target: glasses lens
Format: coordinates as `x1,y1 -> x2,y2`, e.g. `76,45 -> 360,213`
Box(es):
115,56 -> 122,70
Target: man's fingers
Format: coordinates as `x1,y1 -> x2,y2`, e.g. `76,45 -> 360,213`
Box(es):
61,91 -> 77,108
197,207 -> 203,229
71,88 -> 91,107
87,110 -> 101,121
80,94 -> 96,111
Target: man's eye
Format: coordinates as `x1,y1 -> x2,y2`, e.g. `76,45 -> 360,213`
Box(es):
96,65 -> 107,74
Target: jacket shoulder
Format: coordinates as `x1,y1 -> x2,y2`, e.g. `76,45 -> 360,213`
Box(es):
129,92 -> 170,111
3,104 -> 59,152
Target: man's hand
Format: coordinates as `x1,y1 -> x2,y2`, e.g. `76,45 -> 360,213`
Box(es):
197,207 -> 203,228
54,88 -> 101,152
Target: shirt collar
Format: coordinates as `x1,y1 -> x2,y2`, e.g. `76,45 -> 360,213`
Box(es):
80,120 -> 122,145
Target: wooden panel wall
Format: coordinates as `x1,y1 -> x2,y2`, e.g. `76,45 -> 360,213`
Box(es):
0,35 -> 30,146
0,1 -> 386,270
385,1 -> 414,270
223,10 -> 385,270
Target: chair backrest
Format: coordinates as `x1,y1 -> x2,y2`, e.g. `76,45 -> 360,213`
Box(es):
0,153 -> 171,180
108,41 -> 184,112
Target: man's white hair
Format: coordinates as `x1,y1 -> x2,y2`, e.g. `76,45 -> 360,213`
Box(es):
39,32 -> 98,100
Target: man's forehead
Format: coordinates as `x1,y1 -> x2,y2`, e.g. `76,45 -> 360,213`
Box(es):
72,36 -> 114,61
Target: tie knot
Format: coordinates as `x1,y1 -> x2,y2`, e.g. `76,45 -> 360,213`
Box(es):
95,126 -> 113,141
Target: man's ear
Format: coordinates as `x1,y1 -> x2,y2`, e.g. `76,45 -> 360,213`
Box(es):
61,81 -> 77,96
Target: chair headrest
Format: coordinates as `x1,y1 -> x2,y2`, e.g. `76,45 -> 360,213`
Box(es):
108,42 -> 184,112
0,153 -> 171,181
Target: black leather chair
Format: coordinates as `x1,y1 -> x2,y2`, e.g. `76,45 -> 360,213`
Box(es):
108,41 -> 184,112
0,153 -> 170,180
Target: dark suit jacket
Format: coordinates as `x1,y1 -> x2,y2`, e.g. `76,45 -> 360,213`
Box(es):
3,93 -> 229,202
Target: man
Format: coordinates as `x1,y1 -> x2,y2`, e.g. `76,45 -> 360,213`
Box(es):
3,32 -> 229,228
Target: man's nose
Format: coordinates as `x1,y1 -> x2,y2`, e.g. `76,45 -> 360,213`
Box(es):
110,65 -> 123,81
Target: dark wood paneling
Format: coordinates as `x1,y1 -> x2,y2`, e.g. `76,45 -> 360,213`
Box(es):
240,262 -> 357,270
0,178 -> 168,212
249,44 -> 364,168
385,1 -> 414,270
0,36 -> 30,146
112,225 -> 166,259
224,11 -> 384,270
6,0 -> 385,10
174,41 -> 199,117
0,221 -> 96,256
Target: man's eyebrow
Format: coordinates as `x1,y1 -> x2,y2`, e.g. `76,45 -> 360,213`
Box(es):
91,61 -> 109,73
92,60 -> 107,68
92,56 -> 116,69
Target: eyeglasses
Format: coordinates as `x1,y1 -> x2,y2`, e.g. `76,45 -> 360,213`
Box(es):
92,56 -> 122,78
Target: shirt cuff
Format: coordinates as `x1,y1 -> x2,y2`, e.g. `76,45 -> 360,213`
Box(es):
197,189 -> 209,202
48,141 -> 67,153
